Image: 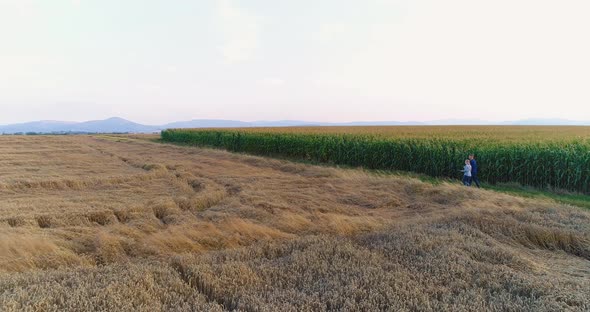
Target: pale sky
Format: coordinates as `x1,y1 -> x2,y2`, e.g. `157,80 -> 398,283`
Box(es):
1,0 -> 589,124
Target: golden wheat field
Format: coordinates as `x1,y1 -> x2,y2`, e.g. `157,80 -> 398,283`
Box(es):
1,135 -> 589,311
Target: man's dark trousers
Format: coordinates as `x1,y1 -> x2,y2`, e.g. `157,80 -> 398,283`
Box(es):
471,174 -> 480,188
470,159 -> 481,188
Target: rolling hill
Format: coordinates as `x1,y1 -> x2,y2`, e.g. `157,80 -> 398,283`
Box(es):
1,117 -> 589,134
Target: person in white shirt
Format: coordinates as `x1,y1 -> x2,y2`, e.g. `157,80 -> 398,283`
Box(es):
461,159 -> 472,186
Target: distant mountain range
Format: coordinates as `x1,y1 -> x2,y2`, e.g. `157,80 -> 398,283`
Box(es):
0,117 -> 589,134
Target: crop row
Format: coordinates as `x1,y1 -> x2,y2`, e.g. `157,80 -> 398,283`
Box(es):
161,129 -> 590,193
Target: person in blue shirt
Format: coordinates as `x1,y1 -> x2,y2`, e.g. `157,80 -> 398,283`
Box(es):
469,154 -> 480,188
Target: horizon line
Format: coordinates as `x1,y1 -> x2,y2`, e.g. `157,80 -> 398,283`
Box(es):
1,116 -> 590,128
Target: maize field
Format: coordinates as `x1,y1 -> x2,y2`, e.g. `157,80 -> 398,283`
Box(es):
161,126 -> 590,194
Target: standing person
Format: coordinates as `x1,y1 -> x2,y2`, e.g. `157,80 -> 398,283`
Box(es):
461,159 -> 472,186
469,154 -> 480,188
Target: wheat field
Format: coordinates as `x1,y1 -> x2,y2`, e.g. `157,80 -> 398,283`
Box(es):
1,135 -> 589,311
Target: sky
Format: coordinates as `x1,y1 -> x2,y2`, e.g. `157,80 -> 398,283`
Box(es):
1,0 -> 589,124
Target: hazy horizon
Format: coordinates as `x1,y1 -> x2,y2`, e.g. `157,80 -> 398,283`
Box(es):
2,115 -> 590,128
1,0 -> 589,125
